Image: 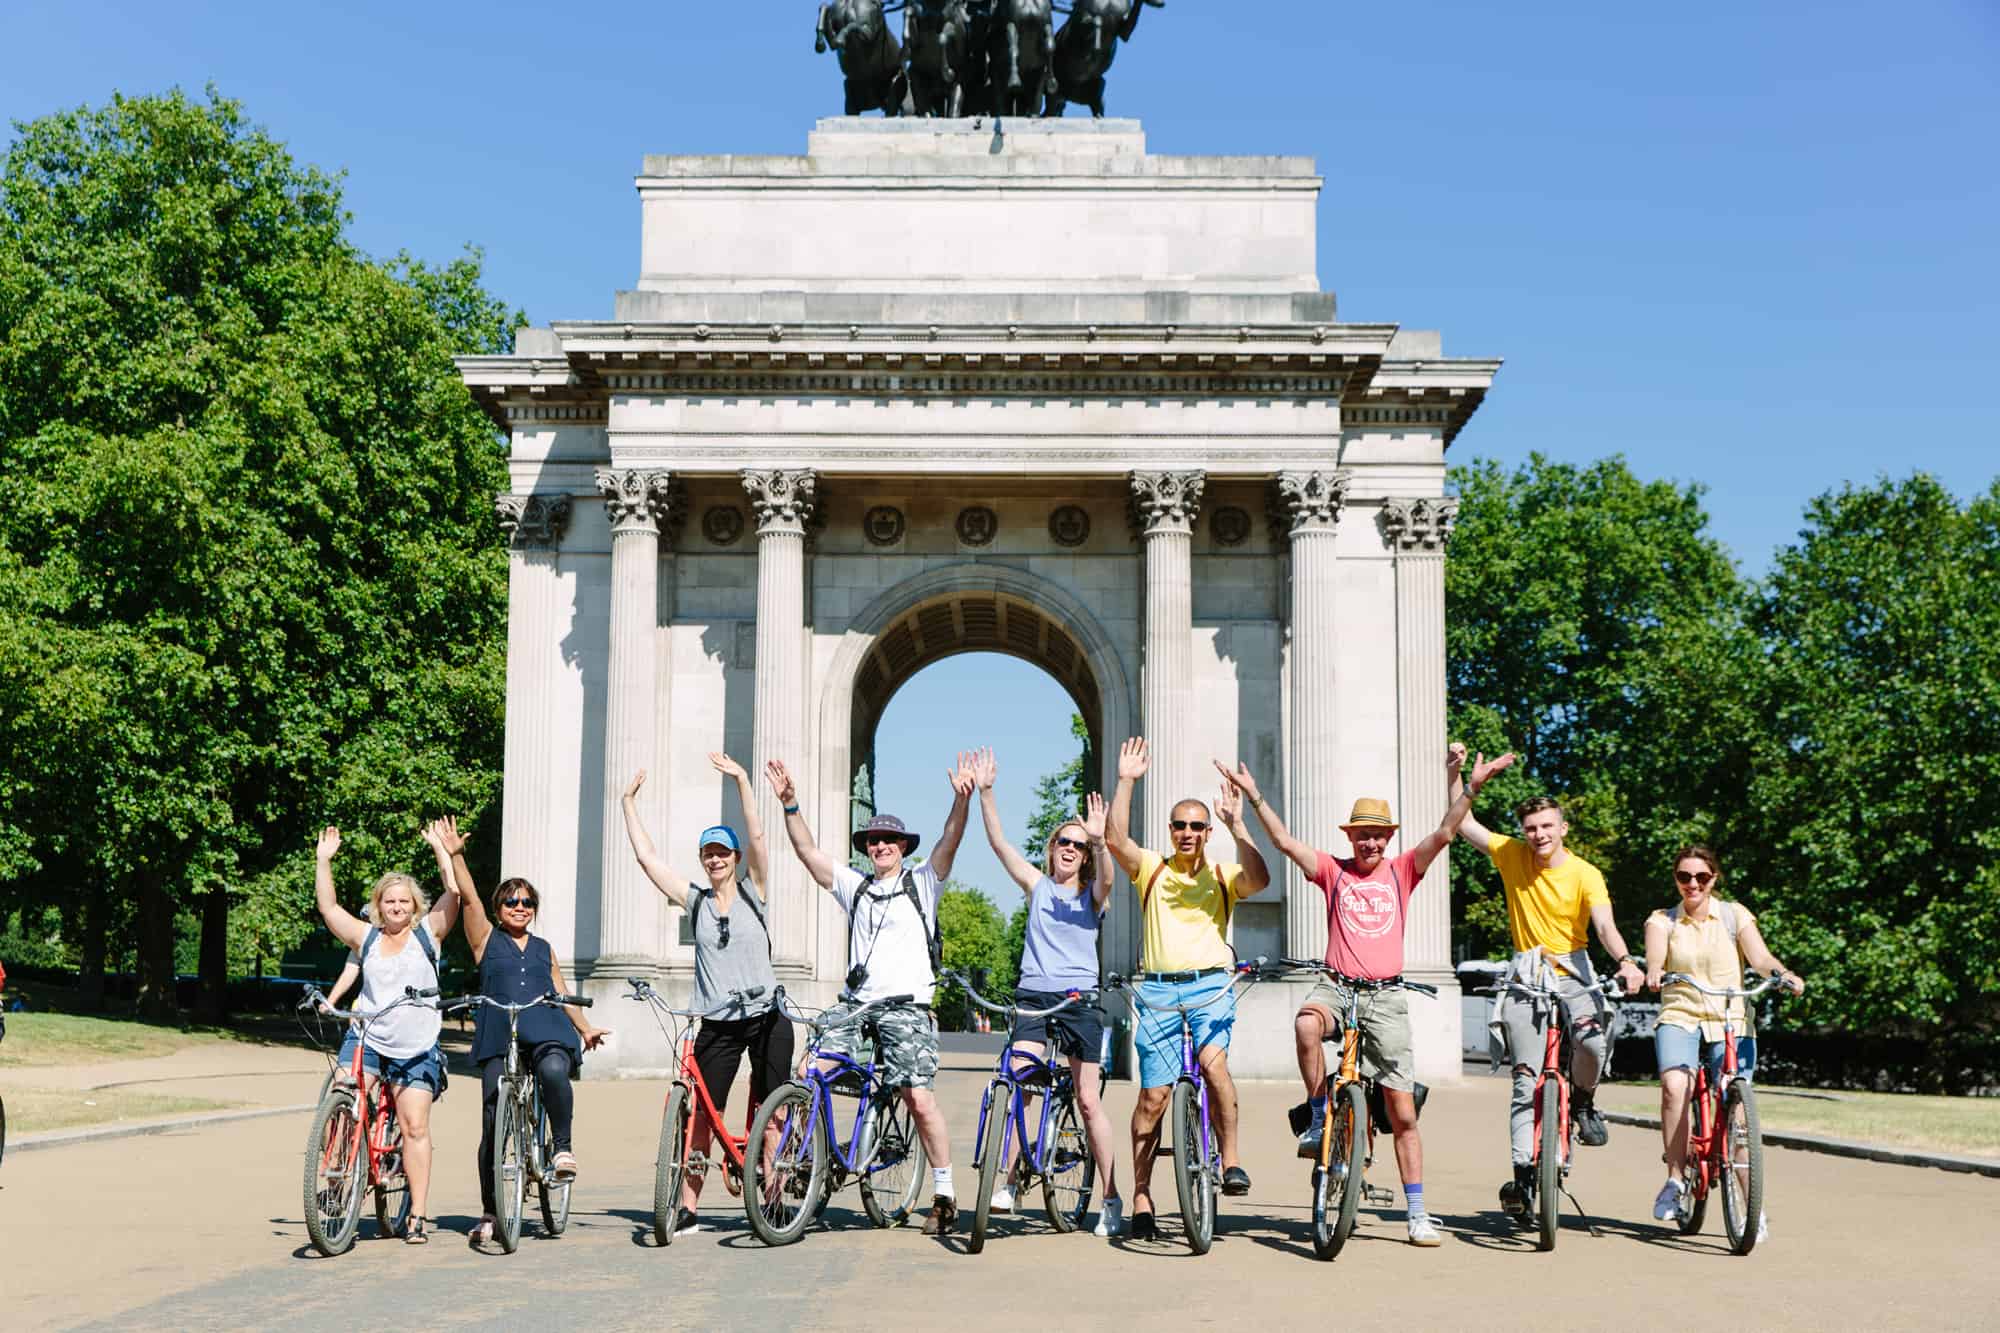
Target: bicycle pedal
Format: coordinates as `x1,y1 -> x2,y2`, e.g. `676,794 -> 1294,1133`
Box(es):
1364,1185 -> 1396,1208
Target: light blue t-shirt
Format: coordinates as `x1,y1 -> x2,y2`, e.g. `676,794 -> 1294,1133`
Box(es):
1018,875 -> 1102,992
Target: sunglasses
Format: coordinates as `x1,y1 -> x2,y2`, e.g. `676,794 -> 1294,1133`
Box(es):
500,895 -> 538,910
863,834 -> 905,848
716,915 -> 732,950
1169,819 -> 1209,833
1673,871 -> 1714,887
1053,836 -> 1090,852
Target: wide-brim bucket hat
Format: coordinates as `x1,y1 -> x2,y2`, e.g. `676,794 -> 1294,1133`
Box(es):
851,813 -> 921,855
1340,797 -> 1399,831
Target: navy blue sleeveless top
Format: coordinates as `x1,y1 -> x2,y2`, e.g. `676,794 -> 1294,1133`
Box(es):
473,931 -> 581,1071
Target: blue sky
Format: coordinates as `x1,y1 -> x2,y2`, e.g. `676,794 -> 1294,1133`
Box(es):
7,2 -> 1995,908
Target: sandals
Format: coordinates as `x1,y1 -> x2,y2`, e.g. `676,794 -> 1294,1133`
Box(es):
404,1217 -> 430,1245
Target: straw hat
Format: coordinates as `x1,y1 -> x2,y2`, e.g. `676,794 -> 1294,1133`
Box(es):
1340,798 -> 1399,830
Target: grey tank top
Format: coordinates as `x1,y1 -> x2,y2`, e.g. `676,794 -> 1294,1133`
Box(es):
690,880 -> 778,1019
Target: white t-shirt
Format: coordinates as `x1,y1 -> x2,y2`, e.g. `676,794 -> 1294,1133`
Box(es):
354,922 -> 443,1059
830,861 -> 942,1006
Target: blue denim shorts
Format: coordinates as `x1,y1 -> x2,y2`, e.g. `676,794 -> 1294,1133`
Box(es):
337,1031 -> 446,1096
1135,973 -> 1235,1088
1654,1022 -> 1756,1082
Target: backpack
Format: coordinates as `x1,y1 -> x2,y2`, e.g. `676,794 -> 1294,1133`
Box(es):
359,924 -> 448,1095
686,878 -> 772,956
1668,899 -> 1742,945
847,868 -> 942,974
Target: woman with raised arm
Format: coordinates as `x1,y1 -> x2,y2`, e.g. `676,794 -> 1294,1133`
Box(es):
311,822 -> 463,1243
443,817 -> 610,1247
620,752 -> 792,1237
969,746 -> 1125,1237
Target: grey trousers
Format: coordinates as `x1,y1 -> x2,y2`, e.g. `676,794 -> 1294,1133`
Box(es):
1497,954 -> 1607,1167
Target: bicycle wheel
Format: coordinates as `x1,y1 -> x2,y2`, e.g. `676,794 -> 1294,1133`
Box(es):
1,1092 -> 8,1171
968,1082 -> 1009,1253
1535,1080 -> 1561,1252
1721,1080 -> 1764,1256
1309,1080 -> 1366,1260
652,1083 -> 693,1246
744,1082 -> 827,1246
373,1099 -> 410,1240
859,1092 -> 929,1227
302,1088 -> 365,1257
537,1096 -> 572,1237
1677,1086 -> 1709,1235
492,1091 -> 526,1253
1170,1078 -> 1214,1255
1042,1094 -> 1094,1233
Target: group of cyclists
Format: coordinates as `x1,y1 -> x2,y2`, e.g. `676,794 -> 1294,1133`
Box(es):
313,732 -> 1806,1249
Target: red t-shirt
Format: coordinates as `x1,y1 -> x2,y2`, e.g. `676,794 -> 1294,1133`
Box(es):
1313,849 -> 1421,980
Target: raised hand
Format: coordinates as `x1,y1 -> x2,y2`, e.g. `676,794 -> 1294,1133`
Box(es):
1083,791 -> 1107,839
1447,741 -> 1467,776
970,746 -> 998,791
434,815 -> 466,856
708,752 -> 747,781
947,750 -> 977,798
1469,750 -> 1517,792
1212,758 -> 1260,806
316,826 -> 342,862
1214,777 -> 1242,827
624,770 -> 647,801
1117,736 -> 1150,780
765,759 -> 798,806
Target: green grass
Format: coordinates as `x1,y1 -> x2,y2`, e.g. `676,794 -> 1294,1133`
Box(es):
2,1083 -> 239,1134
1598,1082 -> 2000,1159
0,1012 -> 234,1067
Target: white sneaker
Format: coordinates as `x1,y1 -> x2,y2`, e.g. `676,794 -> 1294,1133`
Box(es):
1295,1106 -> 1327,1159
990,1183 -> 1015,1214
1652,1179 -> 1684,1221
1406,1212 -> 1442,1247
1093,1196 -> 1125,1237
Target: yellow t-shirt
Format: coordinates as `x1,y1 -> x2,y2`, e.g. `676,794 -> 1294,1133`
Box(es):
1489,833 -> 1609,965
1136,849 -> 1245,973
1652,902 -> 1755,1040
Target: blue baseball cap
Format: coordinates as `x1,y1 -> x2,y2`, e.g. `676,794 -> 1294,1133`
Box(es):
697,825 -> 741,855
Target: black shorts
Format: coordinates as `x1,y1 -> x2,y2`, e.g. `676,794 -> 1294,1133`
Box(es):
1009,988 -> 1106,1063
693,1008 -> 795,1114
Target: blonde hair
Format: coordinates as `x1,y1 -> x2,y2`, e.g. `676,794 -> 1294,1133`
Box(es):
1045,821 -> 1098,892
370,871 -> 429,922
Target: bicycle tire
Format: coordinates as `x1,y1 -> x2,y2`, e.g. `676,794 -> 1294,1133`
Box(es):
1171,1078 -> 1214,1255
493,1091 -> 526,1253
1,1092 -> 8,1171
652,1083 -> 693,1246
538,1093 -> 572,1237
969,1081 -> 1010,1253
373,1097 -> 410,1240
1677,1084 -> 1709,1235
744,1082 -> 827,1246
1535,1080 -> 1561,1252
858,1092 -> 929,1227
1721,1080 -> 1764,1256
1315,1080 -> 1367,1259
302,1087 -> 365,1257
1042,1092 -> 1094,1233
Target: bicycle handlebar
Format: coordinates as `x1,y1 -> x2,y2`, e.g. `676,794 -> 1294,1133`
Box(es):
808,991 -> 916,1035
444,991 -> 589,1018
1108,962 -> 1266,1017
1659,971 -> 1789,1001
1256,959 -> 1439,997
297,985 -> 438,1026
940,969 -> 1090,1019
625,975 -> 774,1020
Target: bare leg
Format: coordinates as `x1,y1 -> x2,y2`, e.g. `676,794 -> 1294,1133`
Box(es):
904,1085 -> 952,1181
1295,1007 -> 1329,1098
1070,1056 -> 1119,1200
1660,1068 -> 1694,1177
1198,1045 -> 1241,1171
1129,1084 -> 1170,1216
1384,1088 -> 1422,1186
684,1111 -> 715,1211
393,1085 -> 435,1222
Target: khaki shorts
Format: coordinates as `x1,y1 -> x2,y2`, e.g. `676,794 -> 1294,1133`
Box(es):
812,1000 -> 940,1090
1300,981 -> 1416,1093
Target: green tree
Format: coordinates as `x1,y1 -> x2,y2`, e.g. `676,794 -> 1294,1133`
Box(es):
935,881 -> 1014,1030
1444,454 -> 1754,957
1023,712 -> 1093,870
0,88 -> 519,1016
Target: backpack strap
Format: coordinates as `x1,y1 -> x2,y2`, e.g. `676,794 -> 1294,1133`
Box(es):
360,923 -> 440,982
901,868 -> 941,972
1142,857 -> 1234,935
1141,857 -> 1168,903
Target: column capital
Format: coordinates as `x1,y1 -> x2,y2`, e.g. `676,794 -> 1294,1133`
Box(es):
741,468 -> 820,536
493,493 -> 572,549
594,469 -> 677,536
1128,470 -> 1206,537
1379,496 -> 1460,553
1274,469 -> 1352,538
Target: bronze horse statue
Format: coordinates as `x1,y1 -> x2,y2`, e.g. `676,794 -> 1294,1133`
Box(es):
985,0 -> 1057,117
816,0 -> 908,116
1047,0 -> 1161,117
904,0 -> 972,117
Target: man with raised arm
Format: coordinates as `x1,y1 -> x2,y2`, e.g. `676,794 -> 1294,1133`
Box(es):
1219,745 -> 1514,1247
1449,745 -> 1646,1221
765,753 -> 975,1237
1104,736 -> 1270,1241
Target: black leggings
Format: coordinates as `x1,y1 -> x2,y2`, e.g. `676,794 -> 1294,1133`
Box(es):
478,1044 -> 575,1214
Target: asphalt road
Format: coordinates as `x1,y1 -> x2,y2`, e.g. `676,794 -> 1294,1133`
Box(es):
5,1048 -> 1995,1331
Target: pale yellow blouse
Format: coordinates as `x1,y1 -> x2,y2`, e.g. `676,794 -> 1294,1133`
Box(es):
1651,902 -> 1755,1041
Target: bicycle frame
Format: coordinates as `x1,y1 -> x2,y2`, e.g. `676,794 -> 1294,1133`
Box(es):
1665,971 -> 1780,1209
952,974 -> 1088,1184
766,992 -> 918,1189
629,980 -> 766,1183
309,990 -> 433,1201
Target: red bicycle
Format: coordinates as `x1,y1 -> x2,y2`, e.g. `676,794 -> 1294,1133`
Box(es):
299,984 -> 439,1255
1505,962 -> 1624,1252
626,977 -> 774,1247
1660,970 -> 1781,1255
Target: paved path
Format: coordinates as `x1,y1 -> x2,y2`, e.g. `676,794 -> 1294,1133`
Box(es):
4,1051 -> 1995,1331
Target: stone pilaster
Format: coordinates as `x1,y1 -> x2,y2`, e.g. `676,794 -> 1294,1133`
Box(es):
1130,471 -> 1204,962
1277,469 -> 1351,963
744,468 -> 820,968
496,496 -> 574,965
593,469 -> 674,974
1382,496 -> 1459,983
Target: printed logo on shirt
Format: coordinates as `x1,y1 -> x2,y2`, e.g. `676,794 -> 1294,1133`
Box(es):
1336,878 -> 1400,939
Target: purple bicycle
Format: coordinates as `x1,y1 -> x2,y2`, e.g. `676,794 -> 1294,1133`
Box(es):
741,991 -> 930,1246
1117,958 -> 1265,1255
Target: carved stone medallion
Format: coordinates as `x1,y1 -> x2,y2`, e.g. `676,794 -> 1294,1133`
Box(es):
956,505 -> 998,547
1048,504 -> 1091,548
701,505 -> 745,546
1211,505 -> 1251,547
864,505 -> 906,547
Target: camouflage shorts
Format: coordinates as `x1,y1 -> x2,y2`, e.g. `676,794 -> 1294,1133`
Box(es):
812,1000 -> 940,1090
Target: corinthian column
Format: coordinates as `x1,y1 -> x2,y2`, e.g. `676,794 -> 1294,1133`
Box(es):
1382,497 -> 1459,985
593,469 -> 674,974
744,468 -> 819,968
1130,471 -> 1204,917
1277,470 -> 1351,963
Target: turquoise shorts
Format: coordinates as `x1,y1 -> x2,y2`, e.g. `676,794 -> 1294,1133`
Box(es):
1135,973 -> 1235,1088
